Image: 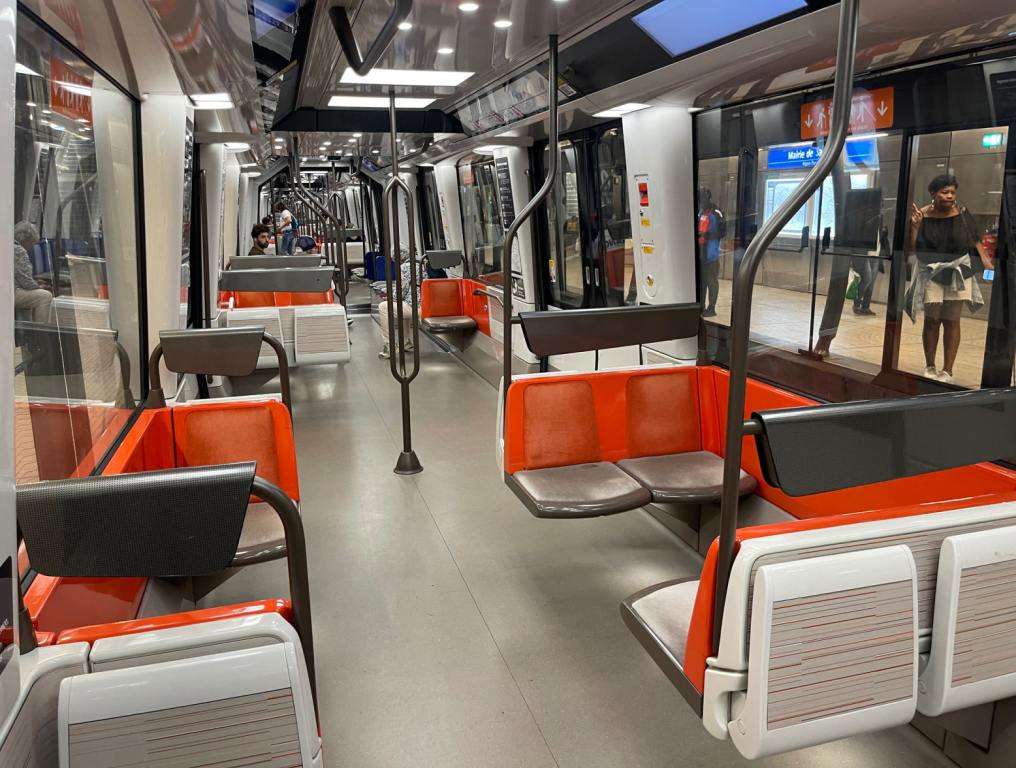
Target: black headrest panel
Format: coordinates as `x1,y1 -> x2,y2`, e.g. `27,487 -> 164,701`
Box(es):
425,250 -> 464,270
220,267 -> 333,292
754,387 -> 1016,496
231,254 -> 321,269
159,327 -> 267,377
18,463 -> 257,577
518,303 -> 701,356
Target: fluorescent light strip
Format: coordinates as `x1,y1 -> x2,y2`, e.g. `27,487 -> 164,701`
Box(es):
224,142 -> 250,151
592,102 -> 651,118
328,95 -> 435,109
340,67 -> 473,87
192,92 -> 234,110
15,62 -> 41,77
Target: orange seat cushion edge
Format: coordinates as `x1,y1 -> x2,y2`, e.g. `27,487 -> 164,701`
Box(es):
55,599 -> 293,646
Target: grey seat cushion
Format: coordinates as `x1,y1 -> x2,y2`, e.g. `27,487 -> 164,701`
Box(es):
627,579 -> 700,664
423,315 -> 477,332
231,502 -> 290,566
617,451 -> 757,503
513,461 -> 652,518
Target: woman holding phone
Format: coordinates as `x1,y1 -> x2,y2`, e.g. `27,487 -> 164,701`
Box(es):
907,174 -> 992,383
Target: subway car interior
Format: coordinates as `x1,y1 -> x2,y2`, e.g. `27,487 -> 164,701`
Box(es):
5,0 -> 1016,765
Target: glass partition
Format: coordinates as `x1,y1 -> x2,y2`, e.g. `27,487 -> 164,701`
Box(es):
13,11 -> 143,483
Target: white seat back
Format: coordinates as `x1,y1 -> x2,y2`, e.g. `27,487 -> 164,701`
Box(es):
293,305 -> 350,364
729,546 -> 918,759
920,525 -> 1016,716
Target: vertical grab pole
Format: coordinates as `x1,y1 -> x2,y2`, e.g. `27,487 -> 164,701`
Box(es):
500,35 -> 559,439
383,88 -> 423,475
711,0 -> 860,652
329,192 -> 350,302
291,143 -> 349,307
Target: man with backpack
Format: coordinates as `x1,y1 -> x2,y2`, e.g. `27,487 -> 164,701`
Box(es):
274,201 -> 298,255
697,188 -> 725,317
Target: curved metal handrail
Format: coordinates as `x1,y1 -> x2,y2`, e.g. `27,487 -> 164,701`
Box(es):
329,0 -> 413,76
502,35 -> 559,409
251,476 -> 316,704
382,88 -> 423,474
327,191 -> 351,298
711,0 -> 860,651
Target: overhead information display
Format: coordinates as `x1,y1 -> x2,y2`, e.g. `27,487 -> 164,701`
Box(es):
633,0 -> 807,59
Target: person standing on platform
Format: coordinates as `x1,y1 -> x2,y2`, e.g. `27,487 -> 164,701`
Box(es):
696,189 -> 725,318
906,174 -> 991,383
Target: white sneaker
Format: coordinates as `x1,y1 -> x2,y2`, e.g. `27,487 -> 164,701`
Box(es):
379,345 -> 390,359
923,366 -> 938,379
937,370 -> 954,383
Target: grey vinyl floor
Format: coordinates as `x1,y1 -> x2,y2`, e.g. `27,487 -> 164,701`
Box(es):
208,319 -> 956,767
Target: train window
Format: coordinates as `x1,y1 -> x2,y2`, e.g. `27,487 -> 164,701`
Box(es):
701,132 -> 903,368
457,156 -> 504,277
12,11 -> 143,483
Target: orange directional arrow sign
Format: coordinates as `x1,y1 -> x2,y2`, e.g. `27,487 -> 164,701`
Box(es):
801,87 -> 894,139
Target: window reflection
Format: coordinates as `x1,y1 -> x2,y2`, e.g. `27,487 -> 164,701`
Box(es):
457,157 -> 504,278
13,12 -> 141,483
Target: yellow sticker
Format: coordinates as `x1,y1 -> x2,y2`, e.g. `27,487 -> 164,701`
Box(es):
642,245 -> 654,255
640,217 -> 652,228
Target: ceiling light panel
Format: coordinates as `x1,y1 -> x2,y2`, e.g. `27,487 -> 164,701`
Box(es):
328,95 -> 435,109
340,67 -> 473,87
192,92 -> 234,110
592,102 -> 652,118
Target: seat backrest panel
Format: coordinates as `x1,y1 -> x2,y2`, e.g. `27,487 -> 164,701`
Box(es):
421,279 -> 463,318
172,401 -> 298,499
709,369 -> 1016,517
626,372 -> 700,457
286,290 -> 333,306
234,291 -> 277,308
522,380 -> 599,469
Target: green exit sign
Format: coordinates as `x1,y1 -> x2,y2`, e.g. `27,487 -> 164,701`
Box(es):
982,132 -> 1004,149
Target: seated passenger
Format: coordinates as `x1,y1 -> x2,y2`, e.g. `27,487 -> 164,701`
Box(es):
13,221 -> 52,323
249,223 -> 272,256
373,247 -> 421,360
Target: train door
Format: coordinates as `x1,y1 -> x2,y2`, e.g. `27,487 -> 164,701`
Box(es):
536,123 -> 634,309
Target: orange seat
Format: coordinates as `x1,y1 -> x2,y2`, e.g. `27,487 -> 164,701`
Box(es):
421,279 -> 464,318
234,290 -> 276,308
24,398 -> 299,637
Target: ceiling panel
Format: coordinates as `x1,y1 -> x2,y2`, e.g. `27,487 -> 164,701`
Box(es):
300,0 -> 652,108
